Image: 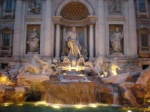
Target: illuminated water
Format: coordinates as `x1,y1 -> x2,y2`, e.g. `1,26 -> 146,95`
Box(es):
0,102 -> 149,112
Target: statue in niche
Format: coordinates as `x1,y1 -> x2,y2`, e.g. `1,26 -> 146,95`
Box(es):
28,0 -> 41,14
61,27 -> 87,60
64,27 -> 82,58
110,27 -> 123,53
27,28 -> 40,53
109,0 -> 122,15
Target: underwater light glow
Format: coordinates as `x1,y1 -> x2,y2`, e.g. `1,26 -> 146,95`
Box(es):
3,103 -> 12,107
17,103 -> 23,106
51,104 -> 61,109
74,104 -> 86,109
34,101 -> 48,106
88,104 -> 97,108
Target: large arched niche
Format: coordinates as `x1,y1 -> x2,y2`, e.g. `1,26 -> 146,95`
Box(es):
53,0 -> 97,58
60,2 -> 89,21
55,0 -> 95,16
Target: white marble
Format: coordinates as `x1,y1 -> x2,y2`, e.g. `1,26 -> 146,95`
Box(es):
0,0 -> 149,67
55,24 -> 60,57
89,24 -> 94,58
43,0 -> 53,57
13,0 -> 23,56
128,0 -> 137,57
96,0 -> 105,57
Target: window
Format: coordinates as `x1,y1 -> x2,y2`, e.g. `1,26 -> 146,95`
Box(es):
139,0 -> 146,12
141,34 -> 149,47
2,34 -> 10,47
5,0 -> 12,12
0,28 -> 13,56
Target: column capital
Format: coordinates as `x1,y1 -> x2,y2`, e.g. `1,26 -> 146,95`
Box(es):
52,16 -> 62,24
88,16 -> 98,25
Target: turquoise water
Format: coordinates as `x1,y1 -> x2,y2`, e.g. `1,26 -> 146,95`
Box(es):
0,103 -> 149,112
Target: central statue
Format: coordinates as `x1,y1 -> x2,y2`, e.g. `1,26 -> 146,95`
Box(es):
61,26 -> 87,60
65,27 -> 82,58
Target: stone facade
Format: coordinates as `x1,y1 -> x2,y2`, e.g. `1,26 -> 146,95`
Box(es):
0,0 -> 150,69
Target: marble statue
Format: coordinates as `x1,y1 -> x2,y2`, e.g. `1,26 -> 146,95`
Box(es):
109,0 -> 122,15
85,56 -> 107,77
62,57 -> 71,65
28,0 -> 41,14
93,56 -> 108,77
19,55 -> 53,75
19,55 -> 41,74
110,27 -> 123,52
36,58 -> 53,74
27,28 -> 40,53
7,62 -> 21,79
109,58 -> 120,76
77,56 -> 86,66
65,27 -> 82,58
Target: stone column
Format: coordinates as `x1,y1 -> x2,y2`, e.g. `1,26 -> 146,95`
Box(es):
96,0 -> 105,56
84,27 -> 87,49
128,0 -> 137,57
20,0 -> 26,56
63,26 -> 66,47
89,24 -> 94,58
0,3 -> 2,19
43,0 -> 53,57
13,0 -> 23,57
0,33 -> 2,56
55,24 -> 60,58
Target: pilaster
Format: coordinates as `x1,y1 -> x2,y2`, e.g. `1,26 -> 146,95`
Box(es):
13,0 -> 23,57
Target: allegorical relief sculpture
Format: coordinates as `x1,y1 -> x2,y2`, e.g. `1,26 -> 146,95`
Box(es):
28,0 -> 41,14
108,0 -> 122,15
27,28 -> 40,53
110,27 -> 123,53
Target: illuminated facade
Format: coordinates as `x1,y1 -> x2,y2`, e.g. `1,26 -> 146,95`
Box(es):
0,0 -> 150,69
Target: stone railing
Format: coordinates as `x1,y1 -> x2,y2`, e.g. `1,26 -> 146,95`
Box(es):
0,46 -> 12,56
139,46 -> 150,53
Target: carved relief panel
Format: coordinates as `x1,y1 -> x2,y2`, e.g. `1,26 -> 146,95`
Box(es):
27,0 -> 41,15
108,0 -> 123,15
109,25 -> 124,54
26,25 -> 40,54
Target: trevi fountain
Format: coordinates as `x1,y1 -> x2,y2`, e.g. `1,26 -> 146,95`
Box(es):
0,27 -> 150,112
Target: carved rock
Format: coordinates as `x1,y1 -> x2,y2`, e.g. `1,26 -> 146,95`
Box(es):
102,73 -> 130,84
17,73 -> 49,87
136,66 -> 150,88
